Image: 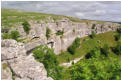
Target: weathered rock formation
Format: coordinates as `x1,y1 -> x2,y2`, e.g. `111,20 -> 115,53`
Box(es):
16,18 -> 120,54
1,39 -> 53,80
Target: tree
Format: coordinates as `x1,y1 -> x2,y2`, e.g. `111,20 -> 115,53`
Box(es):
70,54 -> 121,80
92,24 -> 96,29
117,28 -> 121,34
33,45 -> 63,80
90,31 -> 96,39
115,28 -> 121,41
22,21 -> 30,34
43,48 -> 59,69
72,61 -> 74,65
85,48 -> 101,59
10,30 -> 20,40
46,27 -> 51,40
33,46 -> 45,62
112,42 -> 121,55
115,34 -> 121,41
68,37 -> 80,55
101,44 -> 110,57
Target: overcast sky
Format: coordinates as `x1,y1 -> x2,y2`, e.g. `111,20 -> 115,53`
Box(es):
1,1 -> 121,22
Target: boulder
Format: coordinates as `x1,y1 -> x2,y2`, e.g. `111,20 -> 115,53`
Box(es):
9,54 -> 52,80
1,39 -> 26,61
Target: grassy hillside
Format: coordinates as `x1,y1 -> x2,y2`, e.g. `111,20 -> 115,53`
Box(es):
1,8 -> 66,28
57,31 -> 121,63
1,8 -> 116,29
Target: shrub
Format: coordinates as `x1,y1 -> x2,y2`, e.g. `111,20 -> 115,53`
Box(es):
92,24 -> 96,29
46,27 -> 51,40
115,34 -> 121,41
117,28 -> 121,34
68,37 -> 80,55
56,30 -> 64,36
68,45 -> 75,54
90,24 -> 96,39
100,44 -> 110,57
112,42 -> 121,55
2,31 -> 20,40
33,46 -> 45,62
69,45 -> 121,80
33,45 -> 63,79
2,33 -> 11,39
90,31 -> 96,39
115,29 -> 121,41
85,48 -> 101,59
22,21 -> 30,34
72,61 -> 74,65
70,56 -> 121,80
10,30 -> 20,40
10,68 -> 15,80
67,57 -> 70,62
73,29 -> 75,33
43,48 -> 59,69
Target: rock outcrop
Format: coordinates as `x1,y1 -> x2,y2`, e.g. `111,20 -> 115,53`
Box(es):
1,39 -> 53,80
16,18 -> 120,54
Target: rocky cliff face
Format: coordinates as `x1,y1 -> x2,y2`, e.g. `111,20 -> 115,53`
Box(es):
1,19 -> 120,80
16,18 -> 120,54
1,39 -> 53,80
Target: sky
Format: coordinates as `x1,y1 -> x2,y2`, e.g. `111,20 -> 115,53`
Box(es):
1,1 -> 121,22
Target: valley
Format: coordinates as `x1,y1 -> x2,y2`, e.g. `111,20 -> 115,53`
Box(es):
1,8 -> 121,80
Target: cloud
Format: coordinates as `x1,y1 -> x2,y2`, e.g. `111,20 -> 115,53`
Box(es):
75,12 -> 85,18
1,1 -> 121,22
95,10 -> 106,14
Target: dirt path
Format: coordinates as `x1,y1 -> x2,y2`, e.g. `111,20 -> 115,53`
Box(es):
60,56 -> 84,67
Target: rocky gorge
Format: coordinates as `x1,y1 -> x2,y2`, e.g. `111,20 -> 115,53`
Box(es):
1,9 -> 121,80
13,18 -> 120,54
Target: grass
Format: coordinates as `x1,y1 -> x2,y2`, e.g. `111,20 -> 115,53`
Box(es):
2,8 -> 118,29
17,38 -> 27,42
10,68 -> 15,80
1,8 -> 65,28
2,63 -> 8,70
57,31 -> 119,63
58,31 -> 121,80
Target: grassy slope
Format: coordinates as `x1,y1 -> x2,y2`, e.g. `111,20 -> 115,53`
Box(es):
1,8 -> 113,29
60,31 -> 121,80
57,31 -> 121,63
1,8 -> 64,28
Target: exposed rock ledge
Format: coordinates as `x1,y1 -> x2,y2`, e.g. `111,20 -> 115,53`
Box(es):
1,39 -> 53,80
15,19 -> 120,54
